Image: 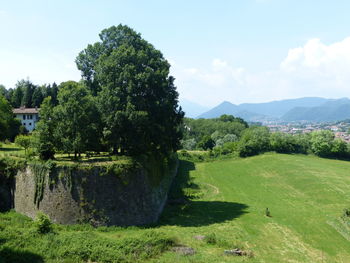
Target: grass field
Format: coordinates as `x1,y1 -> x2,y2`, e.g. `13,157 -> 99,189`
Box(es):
1,153 -> 350,262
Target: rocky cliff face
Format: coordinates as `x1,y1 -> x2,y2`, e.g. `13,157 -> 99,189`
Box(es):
12,158 -> 177,226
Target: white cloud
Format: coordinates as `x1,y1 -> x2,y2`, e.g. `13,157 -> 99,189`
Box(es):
172,37 -> 350,107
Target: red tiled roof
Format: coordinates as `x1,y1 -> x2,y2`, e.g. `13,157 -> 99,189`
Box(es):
13,107 -> 40,114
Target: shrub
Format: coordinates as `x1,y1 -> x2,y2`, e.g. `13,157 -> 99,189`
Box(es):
205,233 -> 217,244
197,135 -> 215,150
181,138 -> 197,150
35,212 -> 53,234
343,208 -> 350,218
238,127 -> 271,157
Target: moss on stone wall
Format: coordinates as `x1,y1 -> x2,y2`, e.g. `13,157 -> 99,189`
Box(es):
31,161 -> 56,208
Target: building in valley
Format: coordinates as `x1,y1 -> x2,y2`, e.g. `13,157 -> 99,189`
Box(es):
13,107 -> 40,132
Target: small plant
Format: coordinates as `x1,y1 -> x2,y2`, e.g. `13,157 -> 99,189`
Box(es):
265,207 -> 271,217
204,233 -> 217,244
35,212 -> 53,234
343,208 -> 350,218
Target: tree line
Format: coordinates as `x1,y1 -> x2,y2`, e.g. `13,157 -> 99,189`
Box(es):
181,117 -> 350,160
0,81 -> 59,109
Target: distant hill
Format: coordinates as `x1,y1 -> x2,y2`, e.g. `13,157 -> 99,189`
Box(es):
179,99 -> 210,118
282,98 -> 350,122
198,97 -> 330,121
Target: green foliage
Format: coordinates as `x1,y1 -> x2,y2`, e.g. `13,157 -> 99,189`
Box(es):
33,97 -> 56,160
77,24 -> 183,155
54,81 -> 102,157
0,211 -> 175,263
270,132 -> 309,154
331,138 -> 348,158
181,138 -> 197,150
32,160 -> 56,207
0,95 -> 21,141
310,130 -> 334,157
197,135 -> 215,150
34,212 -> 53,234
5,79 -> 58,108
204,233 -> 217,245
183,115 -> 248,143
310,130 -> 349,158
0,157 -> 26,179
237,126 -> 271,157
14,135 -> 32,155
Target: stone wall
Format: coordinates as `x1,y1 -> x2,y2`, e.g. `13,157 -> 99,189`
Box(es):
13,159 -> 177,226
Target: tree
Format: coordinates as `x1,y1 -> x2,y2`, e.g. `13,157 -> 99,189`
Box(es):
0,85 -> 6,97
54,81 -> 101,157
15,135 -> 31,155
32,86 -> 43,107
238,126 -> 271,157
34,97 -> 56,160
331,138 -> 348,158
76,25 -> 183,155
0,95 -> 21,141
310,130 -> 334,157
198,135 -> 215,150
20,79 -> 36,108
181,138 -> 197,150
11,83 -> 23,108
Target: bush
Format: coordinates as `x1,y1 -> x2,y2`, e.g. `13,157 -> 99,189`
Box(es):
197,135 -> 215,150
35,212 -> 53,234
204,233 -> 217,244
238,127 -> 271,157
331,138 -> 348,158
310,130 -> 334,157
181,138 -> 197,150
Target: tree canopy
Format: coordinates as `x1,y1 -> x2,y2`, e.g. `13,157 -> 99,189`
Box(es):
76,24 -> 183,155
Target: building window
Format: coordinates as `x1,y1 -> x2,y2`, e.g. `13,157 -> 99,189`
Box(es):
23,115 -> 26,120
29,122 -> 32,126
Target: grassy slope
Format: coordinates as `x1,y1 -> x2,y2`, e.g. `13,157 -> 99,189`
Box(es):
1,153 -> 350,262
154,153 -> 350,262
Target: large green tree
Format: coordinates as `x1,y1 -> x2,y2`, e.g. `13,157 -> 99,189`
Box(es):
76,25 -> 183,155
54,81 -> 101,157
33,97 -> 56,160
0,95 -> 21,141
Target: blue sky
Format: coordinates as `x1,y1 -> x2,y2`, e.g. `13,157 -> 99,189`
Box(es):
1,0 -> 350,107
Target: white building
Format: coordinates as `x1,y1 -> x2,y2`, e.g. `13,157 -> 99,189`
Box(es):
13,107 -> 40,132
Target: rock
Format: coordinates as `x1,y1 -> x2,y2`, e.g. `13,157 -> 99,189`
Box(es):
172,246 -> 196,256
193,235 -> 205,240
224,248 -> 246,256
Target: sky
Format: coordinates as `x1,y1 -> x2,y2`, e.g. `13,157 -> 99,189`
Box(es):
1,0 -> 350,107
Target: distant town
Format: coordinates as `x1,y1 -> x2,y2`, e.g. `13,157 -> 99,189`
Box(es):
265,120 -> 350,142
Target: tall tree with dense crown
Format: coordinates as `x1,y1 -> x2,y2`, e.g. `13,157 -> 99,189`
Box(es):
76,24 -> 183,155
33,97 -> 56,160
54,81 -> 101,157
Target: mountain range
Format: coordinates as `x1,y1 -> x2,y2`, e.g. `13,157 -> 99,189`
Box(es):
183,97 -> 350,122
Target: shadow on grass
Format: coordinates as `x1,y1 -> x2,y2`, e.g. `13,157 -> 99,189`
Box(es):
161,200 -> 248,227
160,159 -> 249,227
0,247 -> 44,263
0,147 -> 22,152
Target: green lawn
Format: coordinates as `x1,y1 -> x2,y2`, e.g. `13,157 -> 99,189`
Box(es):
1,153 -> 350,262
